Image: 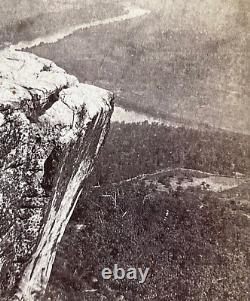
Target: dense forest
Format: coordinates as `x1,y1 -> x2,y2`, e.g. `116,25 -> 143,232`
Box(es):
45,122 -> 250,301
94,121 -> 250,185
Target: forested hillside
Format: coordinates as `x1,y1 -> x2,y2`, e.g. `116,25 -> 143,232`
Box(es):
45,122 -> 250,301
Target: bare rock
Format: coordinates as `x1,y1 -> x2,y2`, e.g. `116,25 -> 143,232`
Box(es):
0,49 -> 113,300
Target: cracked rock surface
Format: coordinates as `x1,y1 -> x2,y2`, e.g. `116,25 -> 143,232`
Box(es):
0,49 -> 113,300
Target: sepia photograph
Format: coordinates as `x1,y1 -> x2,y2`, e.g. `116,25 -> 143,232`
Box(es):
0,0 -> 249,300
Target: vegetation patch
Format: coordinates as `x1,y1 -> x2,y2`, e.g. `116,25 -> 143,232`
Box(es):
45,123 -> 250,300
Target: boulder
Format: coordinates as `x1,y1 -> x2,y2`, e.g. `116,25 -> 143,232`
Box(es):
0,49 -> 113,300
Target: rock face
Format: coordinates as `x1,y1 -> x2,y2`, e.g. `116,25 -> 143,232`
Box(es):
0,49 -> 113,300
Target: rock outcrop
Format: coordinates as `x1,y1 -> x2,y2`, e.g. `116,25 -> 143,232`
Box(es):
0,49 -> 113,300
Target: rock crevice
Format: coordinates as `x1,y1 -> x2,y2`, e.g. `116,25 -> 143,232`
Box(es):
0,50 -> 113,300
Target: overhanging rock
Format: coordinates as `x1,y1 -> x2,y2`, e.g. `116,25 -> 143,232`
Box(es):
0,49 -> 113,300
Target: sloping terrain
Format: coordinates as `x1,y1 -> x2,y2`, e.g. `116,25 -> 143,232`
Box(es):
29,0 -> 250,134
45,122 -> 250,301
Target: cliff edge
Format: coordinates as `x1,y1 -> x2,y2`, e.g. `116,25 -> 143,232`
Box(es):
0,49 -> 113,300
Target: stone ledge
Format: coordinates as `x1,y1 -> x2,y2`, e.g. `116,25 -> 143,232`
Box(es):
0,50 -> 113,301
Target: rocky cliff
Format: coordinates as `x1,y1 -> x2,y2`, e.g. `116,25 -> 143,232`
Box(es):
0,49 -> 113,300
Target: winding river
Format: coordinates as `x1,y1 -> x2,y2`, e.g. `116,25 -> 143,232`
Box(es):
10,4 -> 150,51
7,3 -> 163,126
111,106 -> 178,126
